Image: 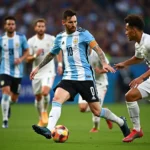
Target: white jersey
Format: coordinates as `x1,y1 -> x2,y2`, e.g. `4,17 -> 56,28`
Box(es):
135,33 -> 150,67
89,50 -> 109,87
28,34 -> 56,78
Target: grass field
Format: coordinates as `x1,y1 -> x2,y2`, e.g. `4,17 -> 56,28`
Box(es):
0,103 -> 150,150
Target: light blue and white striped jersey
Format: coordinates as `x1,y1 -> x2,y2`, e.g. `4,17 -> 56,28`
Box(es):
0,32 -> 29,78
50,27 -> 95,81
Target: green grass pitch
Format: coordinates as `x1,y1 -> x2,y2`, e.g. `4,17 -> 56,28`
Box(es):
0,103 -> 150,150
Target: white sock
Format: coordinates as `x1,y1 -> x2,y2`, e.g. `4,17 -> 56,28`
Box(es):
36,99 -> 43,119
126,101 -> 140,131
47,101 -> 62,131
100,108 -> 124,126
92,113 -> 100,129
43,94 -> 50,112
1,94 -> 10,121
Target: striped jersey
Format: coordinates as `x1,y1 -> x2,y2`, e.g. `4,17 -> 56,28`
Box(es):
28,34 -> 56,78
50,27 -> 95,81
0,32 -> 29,78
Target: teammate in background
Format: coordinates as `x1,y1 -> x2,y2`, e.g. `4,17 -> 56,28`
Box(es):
26,18 -> 63,127
78,49 -> 113,132
114,14 -> 150,142
30,9 -> 130,141
0,16 -> 29,128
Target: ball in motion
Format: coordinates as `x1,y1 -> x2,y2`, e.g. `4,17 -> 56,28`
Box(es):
51,125 -> 69,143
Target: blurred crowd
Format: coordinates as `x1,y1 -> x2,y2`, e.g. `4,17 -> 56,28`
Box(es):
0,0 -> 150,57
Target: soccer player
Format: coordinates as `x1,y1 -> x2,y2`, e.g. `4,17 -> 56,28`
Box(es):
114,14 -> 149,142
78,49 -> 113,132
0,16 -> 29,128
30,9 -> 130,140
27,18 -> 62,127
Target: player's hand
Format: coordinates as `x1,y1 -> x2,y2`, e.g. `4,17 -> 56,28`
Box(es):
14,58 -> 22,65
36,49 -> 44,56
103,63 -> 116,73
94,67 -> 107,74
129,77 -> 144,88
30,67 -> 39,80
114,62 -> 126,70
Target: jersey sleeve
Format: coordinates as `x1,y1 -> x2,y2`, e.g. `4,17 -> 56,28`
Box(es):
22,35 -> 29,51
27,38 -> 34,55
50,34 -> 61,55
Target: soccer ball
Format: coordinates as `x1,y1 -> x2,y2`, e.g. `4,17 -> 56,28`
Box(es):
51,125 -> 69,143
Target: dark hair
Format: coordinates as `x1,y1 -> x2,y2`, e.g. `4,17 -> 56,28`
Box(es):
124,14 -> 145,30
4,16 -> 16,24
34,18 -> 46,26
62,9 -> 76,20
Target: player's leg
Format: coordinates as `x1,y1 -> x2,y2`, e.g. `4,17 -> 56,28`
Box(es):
8,77 -> 22,118
41,76 -> 55,124
0,74 -> 12,128
32,80 -> 76,139
1,86 -> 11,128
78,94 -> 90,112
123,86 -> 147,142
32,79 -> 44,126
79,81 -> 130,137
98,87 -> 113,130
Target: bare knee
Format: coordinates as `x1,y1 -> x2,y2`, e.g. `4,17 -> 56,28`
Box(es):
125,92 -> 138,102
35,94 -> 42,101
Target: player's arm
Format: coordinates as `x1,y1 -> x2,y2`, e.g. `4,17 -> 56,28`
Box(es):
89,41 -> 115,73
129,69 -> 150,88
26,49 -> 44,63
114,56 -> 144,70
56,50 -> 63,75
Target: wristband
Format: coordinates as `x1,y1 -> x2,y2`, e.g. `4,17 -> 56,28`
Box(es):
58,62 -> 63,67
33,54 -> 37,58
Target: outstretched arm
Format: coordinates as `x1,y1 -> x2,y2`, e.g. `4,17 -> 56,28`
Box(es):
89,42 -> 115,73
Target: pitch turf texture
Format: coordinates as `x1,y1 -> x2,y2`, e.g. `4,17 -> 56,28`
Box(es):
0,104 -> 150,150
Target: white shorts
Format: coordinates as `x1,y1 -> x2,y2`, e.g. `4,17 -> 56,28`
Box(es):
137,78 -> 150,99
32,75 -> 55,95
78,84 -> 107,105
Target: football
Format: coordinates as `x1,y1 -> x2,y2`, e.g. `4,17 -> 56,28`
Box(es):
51,125 -> 69,143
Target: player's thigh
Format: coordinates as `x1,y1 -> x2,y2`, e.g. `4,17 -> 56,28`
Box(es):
96,84 -> 107,101
0,74 -> 11,94
53,80 -> 77,103
32,78 -> 41,95
41,76 -> 55,94
137,79 -> 150,100
78,81 -> 99,103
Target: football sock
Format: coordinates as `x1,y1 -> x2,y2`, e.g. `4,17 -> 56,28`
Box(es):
100,108 -> 124,126
36,99 -> 43,119
1,94 -> 10,121
47,101 -> 62,131
43,94 -> 50,112
92,113 -> 100,129
126,101 -> 140,131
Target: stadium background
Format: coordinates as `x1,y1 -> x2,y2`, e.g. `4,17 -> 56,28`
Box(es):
0,0 -> 150,103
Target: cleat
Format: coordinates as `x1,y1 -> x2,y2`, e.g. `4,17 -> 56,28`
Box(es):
90,128 -> 99,133
41,112 -> 48,124
2,120 -> 8,128
106,119 -> 113,129
32,124 -> 51,139
37,119 -> 45,127
120,116 -> 130,137
123,129 -> 143,142
8,106 -> 11,118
